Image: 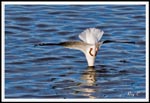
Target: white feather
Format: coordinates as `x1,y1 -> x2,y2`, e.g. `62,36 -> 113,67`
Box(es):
79,28 -> 104,44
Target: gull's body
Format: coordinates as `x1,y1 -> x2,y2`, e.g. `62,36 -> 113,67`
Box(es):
60,28 -> 104,66
35,28 -> 104,67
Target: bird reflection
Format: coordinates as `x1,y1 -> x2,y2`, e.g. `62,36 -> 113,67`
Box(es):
76,66 -> 97,98
81,66 -> 96,86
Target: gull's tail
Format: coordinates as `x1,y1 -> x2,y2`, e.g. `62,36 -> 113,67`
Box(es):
79,28 -> 104,44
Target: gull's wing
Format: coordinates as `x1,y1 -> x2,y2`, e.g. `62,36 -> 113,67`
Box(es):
34,41 -> 89,54
79,28 -> 104,44
60,41 -> 89,53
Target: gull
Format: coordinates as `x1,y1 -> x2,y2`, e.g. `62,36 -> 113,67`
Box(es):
61,28 -> 104,67
35,28 -> 135,67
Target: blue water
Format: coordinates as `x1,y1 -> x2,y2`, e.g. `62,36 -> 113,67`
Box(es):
5,5 -> 146,98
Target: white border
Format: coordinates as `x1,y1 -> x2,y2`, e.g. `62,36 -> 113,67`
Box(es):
146,1 -> 149,102
2,1 -> 5,102
1,1 -> 149,5
1,1 -> 149,102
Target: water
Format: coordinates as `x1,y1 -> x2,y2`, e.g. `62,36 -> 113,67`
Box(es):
5,5 -> 146,99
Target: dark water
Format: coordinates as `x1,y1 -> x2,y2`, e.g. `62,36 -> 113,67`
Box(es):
5,5 -> 146,99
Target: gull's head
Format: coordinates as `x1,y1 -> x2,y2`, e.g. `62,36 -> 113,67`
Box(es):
85,44 -> 100,67
87,44 -> 99,57
79,28 -> 104,67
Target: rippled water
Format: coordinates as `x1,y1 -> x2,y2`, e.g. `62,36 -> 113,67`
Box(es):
5,5 -> 146,99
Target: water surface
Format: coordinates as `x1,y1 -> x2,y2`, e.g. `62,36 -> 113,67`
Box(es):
5,5 -> 146,99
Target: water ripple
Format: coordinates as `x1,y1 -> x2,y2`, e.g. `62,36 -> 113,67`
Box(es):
5,4 -> 145,99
